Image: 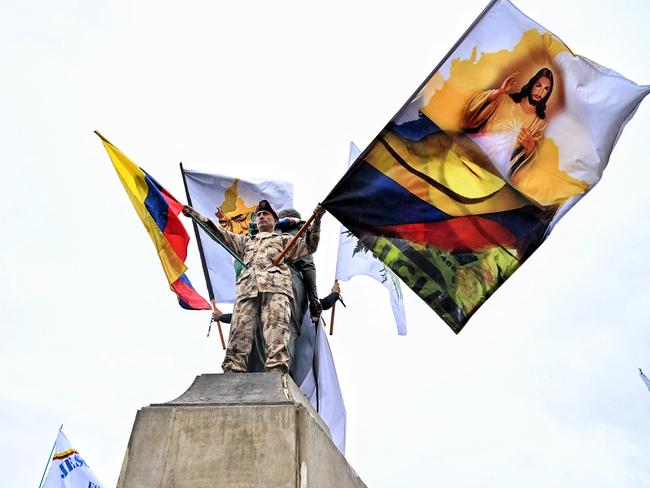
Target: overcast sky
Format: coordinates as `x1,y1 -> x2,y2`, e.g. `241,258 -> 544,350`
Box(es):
2,0 -> 649,486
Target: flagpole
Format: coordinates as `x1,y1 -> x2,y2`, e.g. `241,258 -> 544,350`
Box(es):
216,318 -> 225,350
38,425 -> 62,488
181,163 -> 228,349
322,0 -> 499,201
180,163 -> 217,301
329,302 -> 336,336
210,299 -> 226,350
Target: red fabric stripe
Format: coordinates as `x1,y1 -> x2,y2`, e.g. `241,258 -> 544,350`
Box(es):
378,216 -> 517,251
171,279 -> 211,310
160,187 -> 190,262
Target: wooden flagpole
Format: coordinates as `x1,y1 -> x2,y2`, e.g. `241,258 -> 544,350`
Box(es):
210,299 -> 226,350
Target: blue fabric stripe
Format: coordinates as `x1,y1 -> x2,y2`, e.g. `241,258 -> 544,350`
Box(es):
323,161 -> 451,228
481,209 -> 548,242
143,172 -> 169,233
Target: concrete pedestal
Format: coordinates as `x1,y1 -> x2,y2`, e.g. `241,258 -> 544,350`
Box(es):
117,373 -> 366,488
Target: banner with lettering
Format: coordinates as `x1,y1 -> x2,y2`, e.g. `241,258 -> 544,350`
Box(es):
42,429 -> 103,488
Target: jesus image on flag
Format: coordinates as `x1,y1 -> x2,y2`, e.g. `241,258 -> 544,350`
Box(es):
462,68 -> 554,177
322,0 -> 649,332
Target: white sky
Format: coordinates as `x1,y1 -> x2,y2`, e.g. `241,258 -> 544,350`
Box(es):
1,0 -> 649,486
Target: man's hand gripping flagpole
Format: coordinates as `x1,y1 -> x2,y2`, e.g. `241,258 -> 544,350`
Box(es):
272,204 -> 348,334
272,203 -> 326,266
182,204 -> 237,349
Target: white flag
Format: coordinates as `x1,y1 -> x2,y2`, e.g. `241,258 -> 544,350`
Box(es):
298,312 -> 346,454
640,369 -> 650,393
42,430 -> 103,488
181,168 -> 293,304
334,143 -> 407,335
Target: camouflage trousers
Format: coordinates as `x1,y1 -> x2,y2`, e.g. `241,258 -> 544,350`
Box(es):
221,293 -> 291,373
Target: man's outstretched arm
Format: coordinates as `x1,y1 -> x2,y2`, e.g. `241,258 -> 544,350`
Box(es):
182,206 -> 247,257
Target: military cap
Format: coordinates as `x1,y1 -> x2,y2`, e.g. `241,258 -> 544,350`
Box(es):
278,208 -> 301,220
255,199 -> 279,221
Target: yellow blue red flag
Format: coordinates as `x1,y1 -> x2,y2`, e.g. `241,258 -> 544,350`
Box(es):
322,0 -> 649,332
97,132 -> 210,310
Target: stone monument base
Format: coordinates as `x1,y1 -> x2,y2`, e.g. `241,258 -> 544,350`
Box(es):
117,373 -> 366,488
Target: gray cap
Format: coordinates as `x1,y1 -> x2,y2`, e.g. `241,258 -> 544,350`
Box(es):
278,208 -> 301,219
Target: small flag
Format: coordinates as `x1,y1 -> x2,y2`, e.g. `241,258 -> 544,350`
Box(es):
97,132 -> 210,310
335,143 -> 407,335
41,430 -> 104,488
640,369 -> 650,393
180,167 -> 293,304
322,0 -> 649,333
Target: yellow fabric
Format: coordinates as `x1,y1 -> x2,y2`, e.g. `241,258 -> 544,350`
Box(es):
510,137 -> 590,206
382,131 -> 506,199
53,448 -> 76,458
366,136 -> 531,217
99,137 -> 187,284
453,246 -> 519,315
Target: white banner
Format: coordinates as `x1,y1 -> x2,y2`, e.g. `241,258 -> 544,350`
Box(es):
335,143 -> 407,335
42,430 -> 103,488
182,168 -> 293,304
298,312 -> 346,454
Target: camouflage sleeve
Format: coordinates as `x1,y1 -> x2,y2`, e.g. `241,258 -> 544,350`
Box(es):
202,218 -> 247,258
282,218 -> 321,263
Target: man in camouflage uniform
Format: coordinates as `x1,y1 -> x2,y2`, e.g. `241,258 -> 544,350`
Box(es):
276,209 -> 320,367
183,200 -> 325,374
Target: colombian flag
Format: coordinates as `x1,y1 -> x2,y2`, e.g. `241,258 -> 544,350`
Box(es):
96,131 -> 210,310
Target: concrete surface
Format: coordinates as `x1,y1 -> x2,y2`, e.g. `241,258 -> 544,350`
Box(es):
117,373 -> 366,488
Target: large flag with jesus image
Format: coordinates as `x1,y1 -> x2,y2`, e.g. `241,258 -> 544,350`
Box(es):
322,0 -> 649,333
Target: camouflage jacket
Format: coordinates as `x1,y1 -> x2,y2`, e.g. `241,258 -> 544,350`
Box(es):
202,218 -> 321,300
